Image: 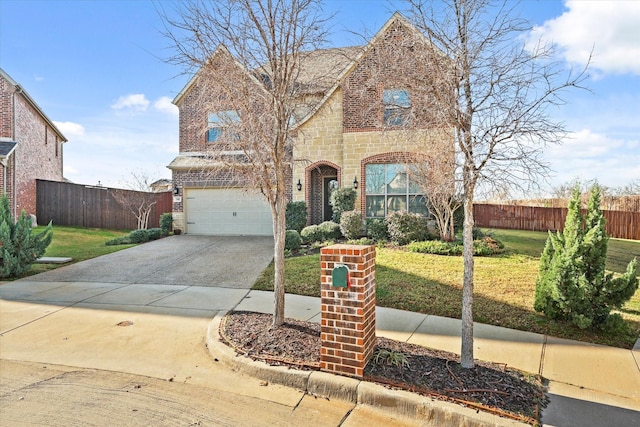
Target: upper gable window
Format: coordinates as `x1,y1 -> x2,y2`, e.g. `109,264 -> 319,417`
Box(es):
207,110 -> 240,142
383,89 -> 411,126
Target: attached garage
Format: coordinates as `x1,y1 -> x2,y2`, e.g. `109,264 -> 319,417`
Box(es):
184,188 -> 273,236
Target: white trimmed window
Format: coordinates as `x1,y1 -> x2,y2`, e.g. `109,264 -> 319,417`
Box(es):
383,89 -> 411,126
365,163 -> 428,218
207,110 -> 240,142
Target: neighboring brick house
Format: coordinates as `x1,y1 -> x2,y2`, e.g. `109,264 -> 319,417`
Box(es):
0,67 -> 67,220
169,13 -> 452,235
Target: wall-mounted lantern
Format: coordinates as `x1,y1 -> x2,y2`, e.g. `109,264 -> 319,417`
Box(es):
353,177 -> 358,189
173,185 -> 180,195
297,179 -> 302,191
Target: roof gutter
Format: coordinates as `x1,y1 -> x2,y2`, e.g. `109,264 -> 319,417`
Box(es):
14,85 -> 68,142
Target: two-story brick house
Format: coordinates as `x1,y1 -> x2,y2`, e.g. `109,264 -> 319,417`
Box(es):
0,67 -> 67,220
169,13 -> 451,235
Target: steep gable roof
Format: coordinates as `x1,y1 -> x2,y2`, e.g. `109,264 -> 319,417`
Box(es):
172,12 -> 436,128
173,44 -> 268,106
0,67 -> 68,142
293,12 -> 435,129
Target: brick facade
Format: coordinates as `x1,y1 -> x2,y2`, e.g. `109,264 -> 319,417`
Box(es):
172,14 -> 454,231
320,244 -> 377,379
0,69 -> 66,218
292,15 -> 452,223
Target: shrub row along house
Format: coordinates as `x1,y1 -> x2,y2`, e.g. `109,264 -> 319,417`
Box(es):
0,67 -> 67,220
169,13 -> 452,236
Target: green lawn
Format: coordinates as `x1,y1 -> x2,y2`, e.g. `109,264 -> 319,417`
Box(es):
253,229 -> 640,349
27,225 -> 134,276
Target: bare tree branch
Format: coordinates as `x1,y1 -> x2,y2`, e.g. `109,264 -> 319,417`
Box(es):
405,0 -> 589,368
160,0 -> 332,327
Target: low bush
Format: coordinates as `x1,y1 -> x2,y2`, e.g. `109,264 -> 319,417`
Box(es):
286,201 -> 307,233
105,236 -> 133,246
160,213 -> 173,236
301,221 -> 342,243
473,236 -> 505,255
366,218 -> 389,242
318,221 -> 342,240
148,228 -> 163,240
300,225 -> 322,244
285,230 -> 302,251
340,211 -> 364,240
386,211 -> 432,245
346,237 -> 376,245
129,229 -> 150,244
407,236 -> 505,256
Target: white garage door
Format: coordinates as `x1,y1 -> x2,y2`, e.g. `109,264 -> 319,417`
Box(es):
185,188 -> 273,236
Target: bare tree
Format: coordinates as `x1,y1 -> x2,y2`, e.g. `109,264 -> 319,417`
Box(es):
112,170 -> 159,230
405,0 -> 589,368
407,142 -> 461,241
161,0 -> 330,326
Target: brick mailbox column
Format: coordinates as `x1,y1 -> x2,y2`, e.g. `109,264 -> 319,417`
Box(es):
320,244 -> 376,379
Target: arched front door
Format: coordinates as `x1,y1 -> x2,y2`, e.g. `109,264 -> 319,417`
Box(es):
308,164 -> 339,225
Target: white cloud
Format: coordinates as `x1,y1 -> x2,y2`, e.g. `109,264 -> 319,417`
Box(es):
545,129 -> 640,190
111,93 -> 150,112
153,96 -> 178,116
53,121 -> 85,138
530,1 -> 640,75
61,106 -> 178,188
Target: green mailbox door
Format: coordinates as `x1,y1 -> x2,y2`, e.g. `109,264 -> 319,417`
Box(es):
332,265 -> 349,288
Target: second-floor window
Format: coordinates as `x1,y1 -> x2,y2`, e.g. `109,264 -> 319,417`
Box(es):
207,110 -> 240,142
383,89 -> 411,126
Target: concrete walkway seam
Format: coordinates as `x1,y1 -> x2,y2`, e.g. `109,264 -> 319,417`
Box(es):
206,313 -> 526,427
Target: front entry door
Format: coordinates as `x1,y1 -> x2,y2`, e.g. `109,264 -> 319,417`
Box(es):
323,177 -> 338,222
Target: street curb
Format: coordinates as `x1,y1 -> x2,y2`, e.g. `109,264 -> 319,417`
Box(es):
206,313 -> 526,426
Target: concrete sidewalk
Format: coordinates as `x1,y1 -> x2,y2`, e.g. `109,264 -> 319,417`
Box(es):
2,280 -> 639,426
233,290 -> 640,423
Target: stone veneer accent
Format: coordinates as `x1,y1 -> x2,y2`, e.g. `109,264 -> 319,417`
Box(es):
320,244 -> 376,379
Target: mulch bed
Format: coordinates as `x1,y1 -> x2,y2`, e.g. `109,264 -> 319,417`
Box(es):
220,311 -> 547,425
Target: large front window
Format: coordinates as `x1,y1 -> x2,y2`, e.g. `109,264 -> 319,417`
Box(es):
365,163 -> 428,218
207,110 -> 240,142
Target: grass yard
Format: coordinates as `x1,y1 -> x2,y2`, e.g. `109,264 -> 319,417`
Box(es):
253,228 -> 640,349
27,225 -> 134,276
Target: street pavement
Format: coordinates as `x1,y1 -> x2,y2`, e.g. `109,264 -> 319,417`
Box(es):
1,235 -> 639,426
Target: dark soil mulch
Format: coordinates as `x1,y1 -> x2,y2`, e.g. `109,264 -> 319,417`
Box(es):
220,311 -> 547,425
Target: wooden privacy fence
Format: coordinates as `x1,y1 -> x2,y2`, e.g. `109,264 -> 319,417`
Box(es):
474,204 -> 640,241
36,180 -> 173,230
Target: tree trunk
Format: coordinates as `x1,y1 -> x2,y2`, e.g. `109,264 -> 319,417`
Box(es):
272,191 -> 287,327
461,191 -> 475,368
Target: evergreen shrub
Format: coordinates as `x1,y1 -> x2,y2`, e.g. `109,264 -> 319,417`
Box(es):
330,187 -> 356,223
300,225 -> 322,244
286,201 -> 307,233
366,218 -> 389,242
160,213 -> 173,235
148,228 -> 163,240
129,229 -> 150,244
534,185 -> 639,329
386,211 -> 432,245
318,221 -> 342,240
285,230 -> 302,251
0,195 -> 53,278
340,211 -> 364,240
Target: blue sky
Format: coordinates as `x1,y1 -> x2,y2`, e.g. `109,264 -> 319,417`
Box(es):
1,0 -> 638,195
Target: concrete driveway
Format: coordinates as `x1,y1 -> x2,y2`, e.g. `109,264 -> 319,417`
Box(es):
27,235 -> 275,288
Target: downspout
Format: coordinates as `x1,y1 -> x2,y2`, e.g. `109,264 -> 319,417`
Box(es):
12,86 -> 21,220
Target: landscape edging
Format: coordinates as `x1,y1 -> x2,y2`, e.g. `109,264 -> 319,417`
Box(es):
206,312 -> 525,427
